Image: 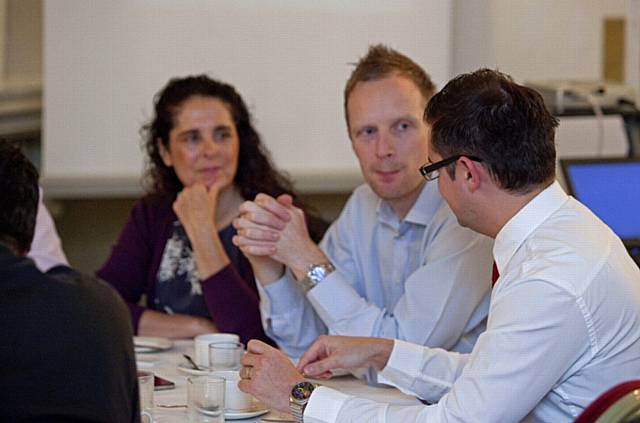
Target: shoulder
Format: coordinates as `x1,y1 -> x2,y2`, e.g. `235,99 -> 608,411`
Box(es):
122,195 -> 176,237
524,202 -> 614,279
135,194 -> 175,220
50,270 -> 131,318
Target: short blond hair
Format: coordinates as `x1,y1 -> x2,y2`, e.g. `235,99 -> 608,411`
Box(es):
344,44 -> 435,130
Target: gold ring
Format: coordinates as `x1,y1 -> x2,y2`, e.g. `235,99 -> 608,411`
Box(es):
242,366 -> 252,379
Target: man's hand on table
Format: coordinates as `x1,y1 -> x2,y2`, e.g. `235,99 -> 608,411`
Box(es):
238,340 -> 305,413
238,336 -> 395,414
297,335 -> 395,379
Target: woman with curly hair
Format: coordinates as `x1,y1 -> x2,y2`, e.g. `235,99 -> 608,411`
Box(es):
98,75 -> 326,342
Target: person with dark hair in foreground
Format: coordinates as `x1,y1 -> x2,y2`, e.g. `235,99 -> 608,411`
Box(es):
236,69 -> 640,423
0,141 -> 139,422
98,75 -> 326,342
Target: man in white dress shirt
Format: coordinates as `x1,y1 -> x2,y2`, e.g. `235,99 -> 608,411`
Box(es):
238,69 -> 640,422
233,45 -> 494,360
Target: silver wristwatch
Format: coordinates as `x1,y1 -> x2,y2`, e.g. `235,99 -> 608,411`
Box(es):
299,262 -> 335,293
289,381 -> 317,422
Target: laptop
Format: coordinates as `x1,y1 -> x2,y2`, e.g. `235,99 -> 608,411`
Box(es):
560,157 -> 640,267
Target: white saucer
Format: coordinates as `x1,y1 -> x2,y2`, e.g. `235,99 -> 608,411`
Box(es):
225,404 -> 270,420
196,404 -> 268,420
177,362 -> 211,376
134,336 -> 173,353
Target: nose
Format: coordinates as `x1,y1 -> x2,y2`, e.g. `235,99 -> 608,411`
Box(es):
375,132 -> 395,158
200,135 -> 217,157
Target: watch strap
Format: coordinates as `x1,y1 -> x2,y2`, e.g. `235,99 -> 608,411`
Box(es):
289,381 -> 317,422
299,262 -> 335,293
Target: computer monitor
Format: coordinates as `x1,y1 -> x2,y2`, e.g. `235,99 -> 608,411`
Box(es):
560,157 -> 640,248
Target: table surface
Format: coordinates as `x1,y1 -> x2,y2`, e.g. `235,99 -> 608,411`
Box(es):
138,339 -> 420,422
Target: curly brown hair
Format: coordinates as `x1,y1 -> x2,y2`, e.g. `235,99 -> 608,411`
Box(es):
142,75 -> 327,241
142,75 -> 296,201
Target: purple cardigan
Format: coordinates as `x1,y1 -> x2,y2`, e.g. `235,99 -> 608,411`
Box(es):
97,196 -> 271,345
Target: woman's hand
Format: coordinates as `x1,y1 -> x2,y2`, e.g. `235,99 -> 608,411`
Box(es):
173,183 -> 219,239
138,309 -> 218,338
173,183 -> 230,279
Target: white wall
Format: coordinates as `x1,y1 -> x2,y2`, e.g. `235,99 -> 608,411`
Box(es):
452,0 -> 627,82
43,1 -> 452,193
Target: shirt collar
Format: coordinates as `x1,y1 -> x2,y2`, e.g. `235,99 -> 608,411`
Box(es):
376,182 -> 443,229
493,181 -> 569,274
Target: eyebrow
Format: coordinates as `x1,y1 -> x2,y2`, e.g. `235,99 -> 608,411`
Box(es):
353,114 -> 419,132
176,125 -> 233,137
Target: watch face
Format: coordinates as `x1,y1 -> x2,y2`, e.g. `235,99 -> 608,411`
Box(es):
292,381 -> 315,400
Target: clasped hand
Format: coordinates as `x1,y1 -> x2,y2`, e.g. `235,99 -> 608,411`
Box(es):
232,193 -> 318,277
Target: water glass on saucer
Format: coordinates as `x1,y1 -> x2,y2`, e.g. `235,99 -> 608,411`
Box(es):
187,376 -> 225,423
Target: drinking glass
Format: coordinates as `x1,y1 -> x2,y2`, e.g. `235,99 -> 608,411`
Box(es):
187,376 -> 226,423
137,371 -> 155,423
208,341 -> 244,371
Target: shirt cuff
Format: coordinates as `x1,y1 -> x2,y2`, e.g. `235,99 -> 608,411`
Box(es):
378,340 -> 425,394
258,269 -> 303,317
304,386 -> 351,423
307,270 -> 368,328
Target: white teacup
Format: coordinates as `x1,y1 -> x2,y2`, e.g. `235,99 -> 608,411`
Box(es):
194,333 -> 240,368
210,370 -> 253,411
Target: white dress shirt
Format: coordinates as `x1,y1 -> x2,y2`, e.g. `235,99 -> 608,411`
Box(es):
305,182 -> 640,423
258,182 -> 494,359
27,189 -> 68,272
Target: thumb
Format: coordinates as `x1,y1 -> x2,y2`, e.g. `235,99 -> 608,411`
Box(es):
302,355 -> 341,378
247,339 -> 271,354
276,194 -> 294,207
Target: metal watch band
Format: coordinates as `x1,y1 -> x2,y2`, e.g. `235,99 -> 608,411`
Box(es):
290,402 -> 305,422
289,381 -> 317,422
299,262 -> 335,293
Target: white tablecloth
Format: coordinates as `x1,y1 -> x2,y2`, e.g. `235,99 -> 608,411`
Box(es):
138,340 -> 421,422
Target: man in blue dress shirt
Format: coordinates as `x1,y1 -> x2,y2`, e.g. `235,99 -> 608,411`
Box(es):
233,44 -> 494,360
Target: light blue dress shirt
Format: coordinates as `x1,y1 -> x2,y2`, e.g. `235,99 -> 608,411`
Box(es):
305,181 -> 640,423
257,182 -> 494,359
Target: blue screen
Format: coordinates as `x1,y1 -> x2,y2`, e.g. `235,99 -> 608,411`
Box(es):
566,162 -> 640,239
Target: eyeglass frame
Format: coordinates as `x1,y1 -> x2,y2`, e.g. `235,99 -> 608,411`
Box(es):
419,154 -> 483,181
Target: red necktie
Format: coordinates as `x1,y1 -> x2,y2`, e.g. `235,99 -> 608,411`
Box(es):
491,262 -> 499,286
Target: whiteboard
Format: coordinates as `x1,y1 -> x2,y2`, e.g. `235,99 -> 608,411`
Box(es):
43,1 -> 452,193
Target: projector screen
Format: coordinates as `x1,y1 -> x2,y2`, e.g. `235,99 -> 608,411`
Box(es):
43,1 -> 452,194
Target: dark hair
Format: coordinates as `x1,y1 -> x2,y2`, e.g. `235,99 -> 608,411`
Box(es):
143,74 -> 295,201
0,141 -> 39,254
142,75 -> 327,241
424,68 -> 558,193
344,44 -> 436,130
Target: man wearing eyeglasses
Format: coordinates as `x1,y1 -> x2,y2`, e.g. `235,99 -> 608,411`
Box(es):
237,69 -> 640,422
232,45 -> 494,361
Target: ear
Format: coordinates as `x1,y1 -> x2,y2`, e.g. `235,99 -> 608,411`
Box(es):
157,138 -> 173,167
457,156 -> 483,193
